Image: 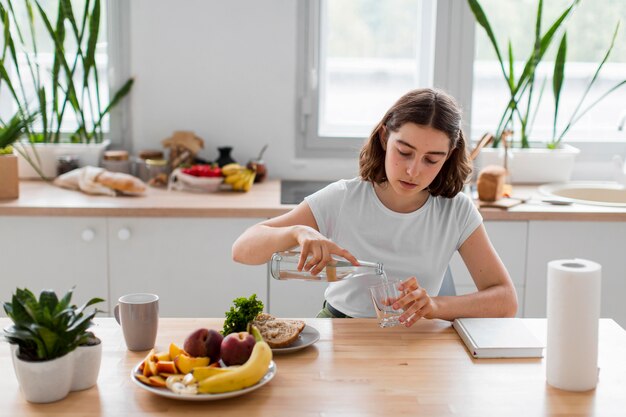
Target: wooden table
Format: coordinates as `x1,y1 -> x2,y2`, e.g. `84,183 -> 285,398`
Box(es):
1,318 -> 625,416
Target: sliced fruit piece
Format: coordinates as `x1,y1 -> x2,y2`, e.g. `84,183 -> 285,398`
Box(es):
156,360 -> 178,375
169,342 -> 185,361
135,374 -> 151,385
156,351 -> 171,362
148,375 -> 167,388
174,353 -> 210,374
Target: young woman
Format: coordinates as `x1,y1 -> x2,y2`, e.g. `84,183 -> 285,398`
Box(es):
232,88 -> 518,325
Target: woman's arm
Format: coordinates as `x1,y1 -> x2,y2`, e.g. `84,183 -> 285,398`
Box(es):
428,224 -> 518,320
232,201 -> 358,271
395,224 -> 518,325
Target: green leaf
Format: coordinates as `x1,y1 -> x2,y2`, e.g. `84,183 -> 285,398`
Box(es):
552,33 -> 567,141
222,294 -> 264,336
83,0 -> 100,87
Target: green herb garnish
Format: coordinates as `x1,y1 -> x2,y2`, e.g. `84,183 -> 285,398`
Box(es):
222,294 -> 264,336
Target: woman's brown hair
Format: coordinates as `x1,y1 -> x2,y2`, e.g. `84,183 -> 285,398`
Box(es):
359,88 -> 472,197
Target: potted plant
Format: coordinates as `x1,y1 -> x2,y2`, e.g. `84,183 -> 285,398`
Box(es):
0,0 -> 134,179
3,287 -> 104,403
468,0 -> 626,183
0,112 -> 38,198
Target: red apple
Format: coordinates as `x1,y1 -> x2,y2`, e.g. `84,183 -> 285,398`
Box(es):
205,329 -> 223,363
220,332 -> 255,366
184,328 -> 210,357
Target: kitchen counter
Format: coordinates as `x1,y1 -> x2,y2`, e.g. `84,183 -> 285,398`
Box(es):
1,317 -> 625,416
2,180 -> 626,220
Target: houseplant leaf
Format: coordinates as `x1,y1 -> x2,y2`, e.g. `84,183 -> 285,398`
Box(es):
552,33 -> 567,142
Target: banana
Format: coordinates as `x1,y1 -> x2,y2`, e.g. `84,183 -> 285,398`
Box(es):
191,366 -> 234,382
197,326 -> 272,394
224,172 -> 243,185
222,163 -> 244,176
242,170 -> 256,192
232,171 -> 250,191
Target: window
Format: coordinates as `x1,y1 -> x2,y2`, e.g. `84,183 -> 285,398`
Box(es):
0,0 -> 128,143
471,0 -> 626,144
297,0 -> 437,157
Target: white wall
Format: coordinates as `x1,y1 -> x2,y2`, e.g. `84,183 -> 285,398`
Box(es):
128,0 -> 358,181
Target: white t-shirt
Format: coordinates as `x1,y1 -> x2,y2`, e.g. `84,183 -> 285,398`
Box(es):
305,177 -> 482,318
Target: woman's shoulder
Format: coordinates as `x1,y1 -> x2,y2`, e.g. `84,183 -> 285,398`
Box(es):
430,190 -> 476,211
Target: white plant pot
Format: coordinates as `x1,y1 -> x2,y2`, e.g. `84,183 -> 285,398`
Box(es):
476,143 -> 580,184
15,139 -> 111,179
9,338 -> 103,403
12,347 -> 75,403
71,342 -> 102,391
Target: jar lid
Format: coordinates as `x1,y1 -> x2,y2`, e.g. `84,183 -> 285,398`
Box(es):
104,150 -> 129,161
139,149 -> 164,160
146,158 -> 167,166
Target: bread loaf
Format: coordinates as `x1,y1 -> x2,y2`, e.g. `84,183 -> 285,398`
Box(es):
252,313 -> 305,348
477,165 -> 506,202
96,171 -> 147,194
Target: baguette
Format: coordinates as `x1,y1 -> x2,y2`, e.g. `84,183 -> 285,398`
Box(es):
252,313 -> 305,348
96,171 -> 147,194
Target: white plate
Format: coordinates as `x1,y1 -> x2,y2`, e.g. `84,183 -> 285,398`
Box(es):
131,360 -> 277,401
271,325 -> 320,354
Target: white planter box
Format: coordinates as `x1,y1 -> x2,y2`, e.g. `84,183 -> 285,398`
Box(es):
476,143 -> 580,184
15,140 -> 110,179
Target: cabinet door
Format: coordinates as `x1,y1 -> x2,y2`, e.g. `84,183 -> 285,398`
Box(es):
0,216 -> 109,315
525,221 -> 626,328
449,221 -> 528,317
108,218 -> 267,317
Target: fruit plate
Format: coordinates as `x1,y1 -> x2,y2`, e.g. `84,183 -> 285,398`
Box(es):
271,325 -> 320,354
130,360 -> 277,401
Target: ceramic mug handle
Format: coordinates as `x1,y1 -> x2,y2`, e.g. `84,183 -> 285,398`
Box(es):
114,304 -> 120,325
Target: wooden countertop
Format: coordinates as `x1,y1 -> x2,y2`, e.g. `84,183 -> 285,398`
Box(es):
2,180 -> 626,220
1,317 -> 625,416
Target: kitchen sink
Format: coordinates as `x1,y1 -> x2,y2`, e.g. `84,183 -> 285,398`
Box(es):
538,181 -> 626,207
280,180 -> 334,204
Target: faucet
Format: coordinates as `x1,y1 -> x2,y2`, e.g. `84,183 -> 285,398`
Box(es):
619,110 -> 626,131
613,155 -> 626,185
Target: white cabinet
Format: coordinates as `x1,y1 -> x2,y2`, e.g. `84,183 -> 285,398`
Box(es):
0,217 -> 109,315
269,278 -> 328,318
449,221 -> 528,317
524,221 -> 626,328
108,218 -> 267,317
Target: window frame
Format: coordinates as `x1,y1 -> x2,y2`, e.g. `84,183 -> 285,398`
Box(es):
0,0 -> 130,146
296,0 -> 626,162
295,0 -> 439,158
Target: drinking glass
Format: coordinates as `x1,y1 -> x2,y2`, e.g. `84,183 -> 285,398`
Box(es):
369,280 -> 403,328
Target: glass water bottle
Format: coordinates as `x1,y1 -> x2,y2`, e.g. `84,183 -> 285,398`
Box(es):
270,250 -> 383,282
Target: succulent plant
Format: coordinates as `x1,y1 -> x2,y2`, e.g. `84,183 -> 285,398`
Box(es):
3,287 -> 104,361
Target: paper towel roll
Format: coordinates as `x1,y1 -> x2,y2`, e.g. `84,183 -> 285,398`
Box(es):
546,258 -> 601,391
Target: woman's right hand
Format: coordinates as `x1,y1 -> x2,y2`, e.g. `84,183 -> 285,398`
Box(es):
294,226 -> 359,275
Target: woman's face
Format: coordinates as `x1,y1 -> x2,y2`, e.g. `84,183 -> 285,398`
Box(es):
382,122 -> 450,196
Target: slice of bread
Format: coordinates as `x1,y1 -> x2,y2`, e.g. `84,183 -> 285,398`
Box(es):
252,314 -> 306,348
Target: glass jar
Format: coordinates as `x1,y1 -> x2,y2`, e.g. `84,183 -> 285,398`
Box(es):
145,159 -> 169,187
57,155 -> 80,176
270,250 -> 383,282
136,150 -> 165,181
102,150 -> 131,174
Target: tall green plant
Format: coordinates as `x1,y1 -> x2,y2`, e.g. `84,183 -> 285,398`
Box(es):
549,21 -> 626,149
0,0 -> 133,145
468,0 -> 579,148
3,287 -> 104,361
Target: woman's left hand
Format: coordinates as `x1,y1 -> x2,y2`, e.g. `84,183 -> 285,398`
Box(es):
393,277 -> 437,327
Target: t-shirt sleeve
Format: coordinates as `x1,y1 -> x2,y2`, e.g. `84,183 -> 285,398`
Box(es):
304,180 -> 348,237
455,192 -> 483,250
